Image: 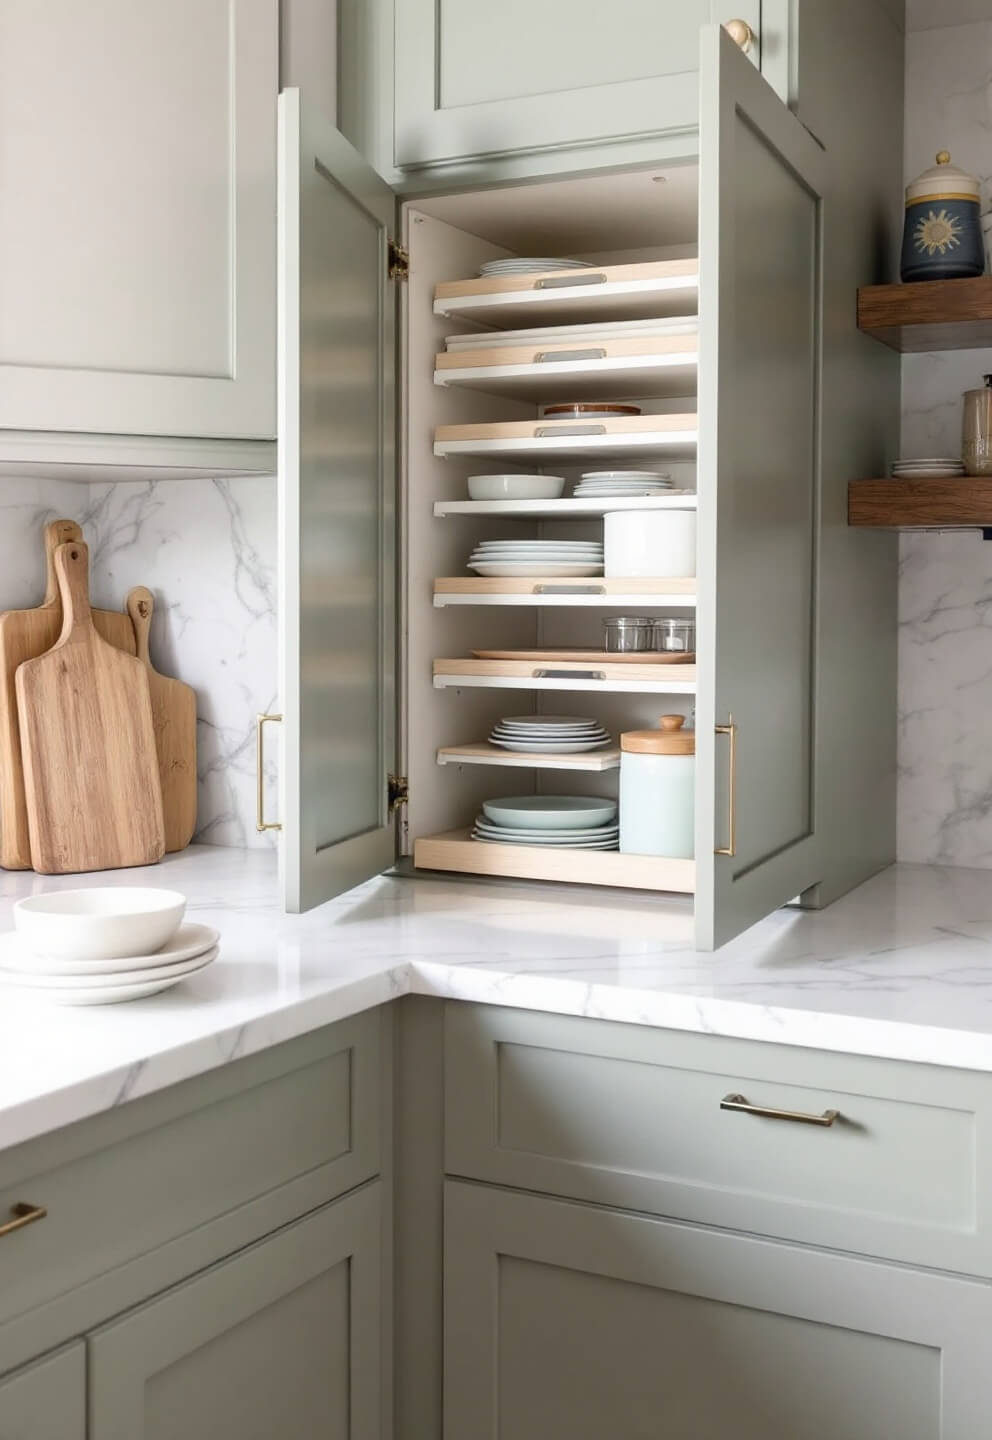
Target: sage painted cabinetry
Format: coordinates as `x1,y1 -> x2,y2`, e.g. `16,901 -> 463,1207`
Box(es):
0,1343 -> 85,1440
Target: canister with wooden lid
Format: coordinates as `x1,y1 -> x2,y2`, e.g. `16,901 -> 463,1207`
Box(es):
619,714 -> 694,858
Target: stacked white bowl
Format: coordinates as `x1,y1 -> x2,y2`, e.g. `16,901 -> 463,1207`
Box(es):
0,888 -> 218,1005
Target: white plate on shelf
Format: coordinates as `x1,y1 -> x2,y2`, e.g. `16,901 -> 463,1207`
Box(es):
472,830 -> 619,849
489,738 -> 612,753
0,947 -> 218,990
468,562 -> 604,577
496,715 -> 601,729
0,922 -> 219,976
0,948 -> 219,1004
482,795 -> 617,829
474,818 -> 618,838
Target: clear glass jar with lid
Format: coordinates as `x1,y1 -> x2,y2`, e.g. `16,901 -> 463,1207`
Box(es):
602,616 -> 653,652
652,618 -> 696,654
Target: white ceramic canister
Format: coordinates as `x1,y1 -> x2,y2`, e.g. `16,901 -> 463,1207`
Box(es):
604,510 -> 696,578
619,715 -> 694,858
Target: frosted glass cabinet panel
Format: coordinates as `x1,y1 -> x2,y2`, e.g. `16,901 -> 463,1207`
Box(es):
391,0 -> 760,170
0,0 -> 277,440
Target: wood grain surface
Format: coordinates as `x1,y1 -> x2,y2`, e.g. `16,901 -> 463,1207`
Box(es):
848,478 -> 992,529
0,520 -> 136,870
16,543 -> 164,874
857,277 -> 992,352
434,258 -> 699,302
126,587 -> 197,853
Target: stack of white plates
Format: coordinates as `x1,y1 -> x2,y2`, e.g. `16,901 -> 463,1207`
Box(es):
574,471 -> 674,497
479,257 -> 593,278
468,539 -> 603,578
472,795 -> 619,849
0,886 -> 218,1005
891,458 -> 965,479
489,714 -> 612,754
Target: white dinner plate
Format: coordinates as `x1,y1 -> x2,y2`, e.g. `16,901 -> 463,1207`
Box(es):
471,831 -> 619,849
474,820 -> 619,839
581,471 -> 673,481
468,562 -> 604,577
497,715 -> 600,728
489,739 -> 611,753
0,922 -> 219,976
1,947 -> 218,990
482,795 -> 617,829
0,949 -> 219,1004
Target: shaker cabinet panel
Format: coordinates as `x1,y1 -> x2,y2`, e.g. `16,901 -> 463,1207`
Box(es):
0,1344 -> 85,1440
390,0 -> 760,171
445,1182 -> 992,1440
88,1185 -> 382,1440
0,0 -> 277,440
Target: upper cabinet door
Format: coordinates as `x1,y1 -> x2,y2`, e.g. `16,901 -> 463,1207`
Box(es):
694,27 -> 827,951
392,1 -> 760,171
0,0 -> 277,440
277,91 -> 398,914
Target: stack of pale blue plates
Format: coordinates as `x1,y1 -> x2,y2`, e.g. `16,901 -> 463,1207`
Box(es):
489,715 -> 611,753
472,795 -> 619,850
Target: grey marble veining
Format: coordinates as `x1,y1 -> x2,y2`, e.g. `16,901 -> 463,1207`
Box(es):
899,20 -> 992,869
5,848 -> 992,1151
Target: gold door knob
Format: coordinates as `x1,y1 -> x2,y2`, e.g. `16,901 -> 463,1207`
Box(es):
724,18 -> 756,53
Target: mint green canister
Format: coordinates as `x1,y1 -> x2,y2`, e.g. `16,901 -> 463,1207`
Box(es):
619,715 -> 694,859
901,151 -> 985,282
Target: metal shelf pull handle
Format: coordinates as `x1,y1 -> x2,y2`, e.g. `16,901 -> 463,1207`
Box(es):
535,272 -> 608,289
256,713 -> 283,833
720,1093 -> 839,1127
0,1202 -> 47,1238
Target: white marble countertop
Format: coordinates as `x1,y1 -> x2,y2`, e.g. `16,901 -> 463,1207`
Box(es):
4,845 -> 992,1150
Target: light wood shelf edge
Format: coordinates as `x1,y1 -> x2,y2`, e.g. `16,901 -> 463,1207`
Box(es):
436,743 -> 621,772
413,829 -> 695,894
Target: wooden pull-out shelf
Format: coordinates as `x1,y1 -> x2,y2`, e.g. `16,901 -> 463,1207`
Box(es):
433,576 -> 696,608
434,412 -> 698,463
433,259 -> 699,329
849,478 -> 992,529
857,277 -> 992,352
437,743 -> 621,772
433,658 -> 697,694
434,335 -> 698,403
414,829 -> 695,894
433,494 -> 698,520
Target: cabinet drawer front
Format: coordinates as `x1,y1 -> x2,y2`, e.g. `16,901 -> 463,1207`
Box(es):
445,1004 -> 992,1276
0,1012 -> 380,1332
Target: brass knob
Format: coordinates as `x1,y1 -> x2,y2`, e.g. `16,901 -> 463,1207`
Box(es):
724,18 -> 755,53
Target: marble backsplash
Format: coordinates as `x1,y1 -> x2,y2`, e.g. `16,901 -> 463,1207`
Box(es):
0,474 -> 278,852
898,17 -> 992,867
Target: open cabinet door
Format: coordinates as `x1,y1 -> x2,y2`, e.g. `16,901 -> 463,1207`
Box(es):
694,28 -> 826,950
278,90 -> 398,912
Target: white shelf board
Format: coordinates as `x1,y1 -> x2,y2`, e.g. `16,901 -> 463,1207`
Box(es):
414,830 -> 696,893
433,672 -> 696,695
433,493 -> 697,520
434,431 -> 698,463
433,591 -> 697,609
433,277 -> 699,330
434,354 -> 698,403
436,743 -> 621,772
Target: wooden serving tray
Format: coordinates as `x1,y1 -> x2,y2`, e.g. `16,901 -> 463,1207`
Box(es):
471,648 -> 695,665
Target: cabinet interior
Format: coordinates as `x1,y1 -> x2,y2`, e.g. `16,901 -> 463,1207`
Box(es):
399,162 -> 700,892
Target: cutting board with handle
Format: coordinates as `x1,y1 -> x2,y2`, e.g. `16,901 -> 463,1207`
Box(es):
16,542 -> 165,874
0,520 -> 136,870
125,587 -> 197,854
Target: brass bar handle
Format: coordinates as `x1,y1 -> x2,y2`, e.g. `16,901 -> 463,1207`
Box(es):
256,713 -> 283,833
714,717 -> 737,857
720,1093 -> 839,1127
0,1202 -> 47,1238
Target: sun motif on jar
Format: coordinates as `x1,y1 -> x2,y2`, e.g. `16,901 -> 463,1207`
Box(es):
914,208 -> 963,256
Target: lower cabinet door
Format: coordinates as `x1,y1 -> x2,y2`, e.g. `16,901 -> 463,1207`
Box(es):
0,1343 -> 85,1440
88,1183 -> 381,1440
445,1181 -> 992,1439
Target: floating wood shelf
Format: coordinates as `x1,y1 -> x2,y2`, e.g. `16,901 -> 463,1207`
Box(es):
436,743 -> 621,772
857,277 -> 992,352
413,829 -> 696,893
849,477 -> 992,530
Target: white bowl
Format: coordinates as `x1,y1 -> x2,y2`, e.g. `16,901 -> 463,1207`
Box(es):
14,888 -> 187,961
467,474 -> 566,501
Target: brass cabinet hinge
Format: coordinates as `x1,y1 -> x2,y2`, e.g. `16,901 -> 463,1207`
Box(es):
388,240 -> 409,281
388,774 -> 409,812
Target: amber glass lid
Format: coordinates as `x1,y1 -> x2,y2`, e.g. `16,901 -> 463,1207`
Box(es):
621,714 -> 695,755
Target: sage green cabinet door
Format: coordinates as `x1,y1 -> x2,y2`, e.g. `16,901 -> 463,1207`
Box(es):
0,0 -> 277,440
0,1344 -> 84,1440
89,1185 -> 382,1440
391,1 -> 759,170
445,1182 -> 992,1439
695,28 -> 827,948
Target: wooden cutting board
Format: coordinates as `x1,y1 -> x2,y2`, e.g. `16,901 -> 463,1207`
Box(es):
126,587 -> 197,853
471,648 -> 695,664
16,542 -> 165,874
0,520 -> 136,870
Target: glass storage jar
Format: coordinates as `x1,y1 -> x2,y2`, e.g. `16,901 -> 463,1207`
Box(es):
653,618 -> 696,654
603,616 -> 654,653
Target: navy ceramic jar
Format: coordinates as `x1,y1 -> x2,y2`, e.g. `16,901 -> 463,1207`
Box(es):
901,151 -> 985,282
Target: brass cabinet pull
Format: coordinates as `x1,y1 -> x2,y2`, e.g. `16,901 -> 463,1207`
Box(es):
256,713 -> 283,833
714,717 -> 737,857
0,1202 -> 47,1238
724,18 -> 756,53
720,1093 -> 839,1127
